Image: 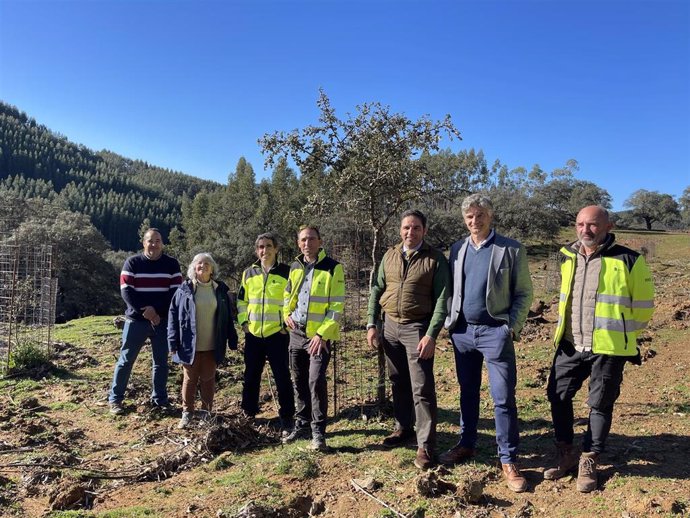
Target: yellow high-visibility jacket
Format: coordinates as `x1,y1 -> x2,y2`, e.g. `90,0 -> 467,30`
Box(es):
284,249 -> 345,341
554,237 -> 655,356
237,261 -> 290,338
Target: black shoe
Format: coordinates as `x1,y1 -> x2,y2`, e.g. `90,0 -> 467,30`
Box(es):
281,426 -> 310,444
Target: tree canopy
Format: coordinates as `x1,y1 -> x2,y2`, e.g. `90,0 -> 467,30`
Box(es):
624,189 -> 680,230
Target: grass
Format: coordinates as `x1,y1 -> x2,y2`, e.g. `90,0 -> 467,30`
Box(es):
273,448 -> 320,479
52,316 -> 121,346
0,377 -> 42,394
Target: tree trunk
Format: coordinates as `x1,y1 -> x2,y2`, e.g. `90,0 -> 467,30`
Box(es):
369,227 -> 387,404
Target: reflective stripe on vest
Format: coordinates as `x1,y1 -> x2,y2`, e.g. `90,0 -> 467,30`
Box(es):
554,245 -> 654,356
237,263 -> 289,338
284,249 -> 345,341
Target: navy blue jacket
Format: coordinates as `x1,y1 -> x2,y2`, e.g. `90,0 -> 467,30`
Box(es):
167,279 -> 238,365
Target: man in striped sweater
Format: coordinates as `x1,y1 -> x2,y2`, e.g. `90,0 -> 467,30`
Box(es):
108,228 -> 183,414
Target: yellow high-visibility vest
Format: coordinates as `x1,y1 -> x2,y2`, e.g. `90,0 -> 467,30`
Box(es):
284,249 -> 345,341
554,241 -> 655,356
237,261 -> 290,338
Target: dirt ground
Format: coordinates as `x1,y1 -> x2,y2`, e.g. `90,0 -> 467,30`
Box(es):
0,233 -> 688,518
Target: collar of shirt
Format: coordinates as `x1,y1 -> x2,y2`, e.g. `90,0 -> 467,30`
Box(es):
402,242 -> 424,257
467,229 -> 495,250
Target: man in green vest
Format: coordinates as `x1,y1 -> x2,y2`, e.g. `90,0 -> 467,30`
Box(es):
367,209 -> 450,470
545,205 -> 655,492
237,232 -> 295,432
282,225 -> 345,451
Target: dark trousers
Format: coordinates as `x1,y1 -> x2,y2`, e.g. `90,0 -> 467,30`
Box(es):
289,328 -> 330,436
547,341 -> 627,454
450,322 -> 519,464
241,331 -> 295,422
382,319 -> 437,452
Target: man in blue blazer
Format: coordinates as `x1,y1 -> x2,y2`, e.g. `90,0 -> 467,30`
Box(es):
440,194 -> 533,493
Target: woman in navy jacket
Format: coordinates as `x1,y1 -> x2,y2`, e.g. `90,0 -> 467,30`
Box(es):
167,253 -> 237,428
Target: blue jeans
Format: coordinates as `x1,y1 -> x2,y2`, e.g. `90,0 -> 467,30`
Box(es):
109,318 -> 169,405
451,322 -> 519,464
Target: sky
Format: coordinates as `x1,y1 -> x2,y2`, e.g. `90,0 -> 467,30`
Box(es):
1,0 -> 688,211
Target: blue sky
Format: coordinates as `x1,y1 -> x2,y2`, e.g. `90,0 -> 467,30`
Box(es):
1,0 -> 688,211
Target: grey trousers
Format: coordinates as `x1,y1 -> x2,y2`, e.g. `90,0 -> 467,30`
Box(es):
382,319 -> 437,452
288,328 -> 330,437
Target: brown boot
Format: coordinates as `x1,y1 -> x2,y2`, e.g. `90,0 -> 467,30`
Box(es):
502,463 -> 528,493
544,441 -> 579,480
438,445 -> 476,466
576,452 -> 599,492
414,448 -> 434,470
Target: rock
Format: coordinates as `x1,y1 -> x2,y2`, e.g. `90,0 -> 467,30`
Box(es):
235,501 -> 278,518
19,397 -> 39,409
352,476 -> 381,491
48,478 -> 86,510
415,471 -> 456,497
626,496 -> 654,517
456,476 -> 484,504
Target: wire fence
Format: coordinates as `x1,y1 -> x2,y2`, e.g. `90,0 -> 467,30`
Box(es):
0,211 -> 57,372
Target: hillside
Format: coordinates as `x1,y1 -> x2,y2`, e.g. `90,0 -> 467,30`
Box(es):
0,230 -> 688,517
0,102 -> 221,250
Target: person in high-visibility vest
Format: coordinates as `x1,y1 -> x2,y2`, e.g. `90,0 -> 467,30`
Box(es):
544,205 -> 655,492
282,225 -> 345,451
237,233 -> 294,431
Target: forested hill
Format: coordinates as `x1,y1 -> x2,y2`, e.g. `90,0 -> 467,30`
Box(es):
0,101 -> 221,250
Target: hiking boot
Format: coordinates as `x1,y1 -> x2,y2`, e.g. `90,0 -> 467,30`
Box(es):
502,463 -> 528,493
576,452 -> 599,492
414,448 -> 434,470
308,435 -> 328,452
439,445 -> 476,466
382,428 -> 416,448
109,402 -> 125,415
178,411 -> 192,429
544,441 -> 579,480
281,426 -> 310,444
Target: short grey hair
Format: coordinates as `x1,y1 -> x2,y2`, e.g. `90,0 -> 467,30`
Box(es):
255,232 -> 279,249
187,252 -> 219,281
461,193 -> 494,216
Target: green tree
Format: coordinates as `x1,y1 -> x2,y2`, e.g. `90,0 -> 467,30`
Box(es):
679,186 -> 690,227
259,90 -> 463,285
3,196 -> 122,321
624,189 -> 680,230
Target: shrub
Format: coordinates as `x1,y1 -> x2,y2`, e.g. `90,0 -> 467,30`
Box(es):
10,340 -> 50,371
